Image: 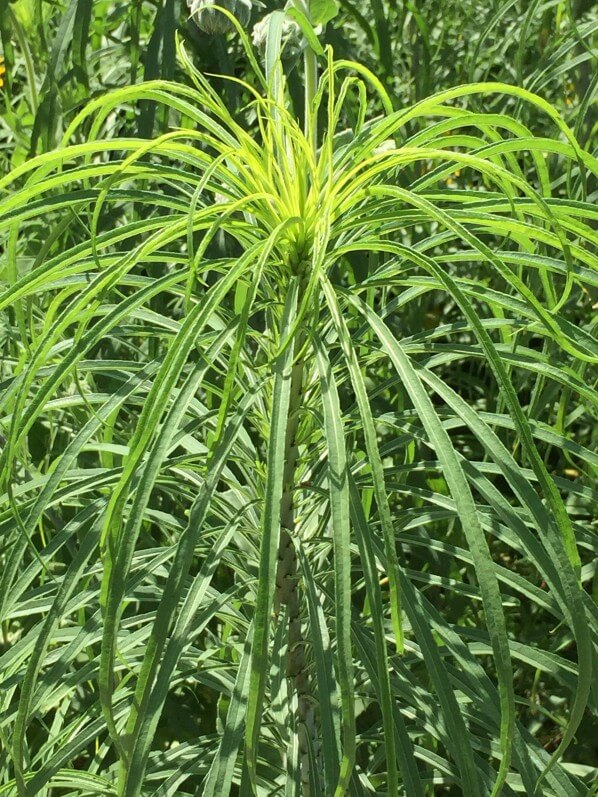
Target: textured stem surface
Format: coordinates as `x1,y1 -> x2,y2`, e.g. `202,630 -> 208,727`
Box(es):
274,329 -> 317,793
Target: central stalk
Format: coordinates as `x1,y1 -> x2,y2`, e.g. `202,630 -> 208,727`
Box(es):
274,293 -> 316,790
274,17 -> 319,785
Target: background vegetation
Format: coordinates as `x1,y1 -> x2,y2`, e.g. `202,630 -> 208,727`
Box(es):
0,1 -> 596,795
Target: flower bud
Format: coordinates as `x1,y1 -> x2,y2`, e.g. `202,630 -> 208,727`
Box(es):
187,0 -> 252,35
251,12 -> 304,60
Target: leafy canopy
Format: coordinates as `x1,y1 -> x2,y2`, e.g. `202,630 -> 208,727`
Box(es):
0,10 -> 597,797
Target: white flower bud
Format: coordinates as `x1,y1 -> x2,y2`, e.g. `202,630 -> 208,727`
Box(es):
251,12 -> 304,59
187,0 -> 252,35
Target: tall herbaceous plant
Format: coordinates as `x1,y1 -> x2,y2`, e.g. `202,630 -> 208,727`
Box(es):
0,2 -> 596,796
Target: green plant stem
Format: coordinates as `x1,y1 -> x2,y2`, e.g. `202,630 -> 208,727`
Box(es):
274,314 -> 317,791
296,0 -> 318,152
9,8 -> 38,112
304,44 -> 318,152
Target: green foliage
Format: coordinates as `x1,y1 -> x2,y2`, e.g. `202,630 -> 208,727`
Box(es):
310,0 -> 340,26
0,2 -> 597,796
